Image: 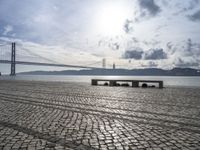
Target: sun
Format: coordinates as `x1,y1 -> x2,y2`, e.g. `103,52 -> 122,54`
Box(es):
93,2 -> 132,36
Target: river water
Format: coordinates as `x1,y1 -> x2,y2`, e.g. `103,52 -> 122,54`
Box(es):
0,75 -> 200,87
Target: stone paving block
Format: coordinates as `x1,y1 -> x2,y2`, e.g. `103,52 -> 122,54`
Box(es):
0,80 -> 200,149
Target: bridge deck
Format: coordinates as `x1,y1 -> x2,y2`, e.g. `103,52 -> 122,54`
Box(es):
0,60 -> 100,69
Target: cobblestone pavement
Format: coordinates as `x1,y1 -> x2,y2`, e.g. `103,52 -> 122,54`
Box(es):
0,80 -> 200,150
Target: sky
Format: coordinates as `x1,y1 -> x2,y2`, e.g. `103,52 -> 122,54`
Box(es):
0,0 -> 200,73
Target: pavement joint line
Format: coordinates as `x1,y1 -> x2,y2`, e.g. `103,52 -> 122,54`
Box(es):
0,91 -> 200,122
0,88 -> 200,109
1,94 -> 200,128
1,96 -> 200,135
1,95 -> 200,128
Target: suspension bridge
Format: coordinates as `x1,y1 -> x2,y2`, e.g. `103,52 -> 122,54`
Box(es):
0,42 -> 105,76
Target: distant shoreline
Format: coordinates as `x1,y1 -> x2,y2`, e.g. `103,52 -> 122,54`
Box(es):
16,74 -> 200,77
18,67 -> 200,76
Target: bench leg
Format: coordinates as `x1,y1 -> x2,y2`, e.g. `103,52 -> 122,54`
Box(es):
91,80 -> 98,85
109,81 -> 116,86
132,82 -> 139,87
159,82 -> 163,88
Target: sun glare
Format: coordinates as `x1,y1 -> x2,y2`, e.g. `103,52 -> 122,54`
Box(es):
94,2 -> 132,36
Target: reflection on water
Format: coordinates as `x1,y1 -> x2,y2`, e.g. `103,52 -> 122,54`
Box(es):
0,75 -> 200,87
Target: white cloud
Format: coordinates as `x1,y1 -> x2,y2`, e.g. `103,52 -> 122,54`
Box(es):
3,25 -> 13,35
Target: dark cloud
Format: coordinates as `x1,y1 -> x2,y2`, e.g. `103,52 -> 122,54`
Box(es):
188,9 -> 200,21
122,47 -> 168,60
123,48 -> 143,60
144,48 -> 167,60
138,0 -> 161,16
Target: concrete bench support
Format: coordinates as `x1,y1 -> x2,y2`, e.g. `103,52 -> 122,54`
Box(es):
132,81 -> 139,87
158,81 -> 163,88
109,81 -> 117,86
91,79 -> 98,85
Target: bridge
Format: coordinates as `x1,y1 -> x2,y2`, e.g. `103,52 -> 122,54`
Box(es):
0,42 -> 105,76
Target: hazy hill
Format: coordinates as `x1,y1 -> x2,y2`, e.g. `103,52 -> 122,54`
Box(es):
19,68 -> 200,76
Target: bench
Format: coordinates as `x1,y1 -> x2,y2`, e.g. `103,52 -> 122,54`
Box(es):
91,79 -> 163,88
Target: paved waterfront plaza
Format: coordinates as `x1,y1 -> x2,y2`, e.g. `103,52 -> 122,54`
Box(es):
0,80 -> 200,149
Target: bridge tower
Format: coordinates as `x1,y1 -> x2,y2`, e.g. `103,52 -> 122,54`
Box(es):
113,63 -> 116,69
10,42 -> 16,76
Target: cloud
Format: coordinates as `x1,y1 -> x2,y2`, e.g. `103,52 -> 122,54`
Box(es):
166,42 -> 177,55
186,38 -> 193,54
144,48 -> 167,60
188,9 -> 200,21
138,0 -> 161,16
169,38 -> 200,68
122,48 -> 143,60
174,58 -> 199,68
172,0 -> 200,15
110,43 -> 120,50
180,38 -> 200,57
122,47 -> 168,61
166,42 -> 173,50
184,0 -> 200,11
131,37 -> 139,43
98,38 -> 120,50
123,0 -> 161,33
142,40 -> 161,46
3,25 -> 13,35
124,19 -> 134,34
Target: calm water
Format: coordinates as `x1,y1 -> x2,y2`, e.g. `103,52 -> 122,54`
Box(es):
0,75 -> 200,87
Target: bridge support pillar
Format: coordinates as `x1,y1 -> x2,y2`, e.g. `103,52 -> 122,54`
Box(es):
10,42 -> 16,76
